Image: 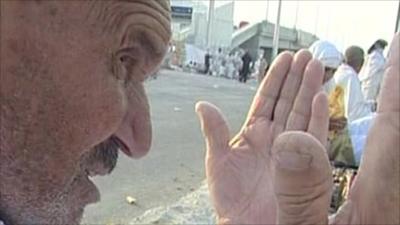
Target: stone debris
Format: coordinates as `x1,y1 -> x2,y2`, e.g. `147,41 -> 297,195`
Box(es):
126,196 -> 137,205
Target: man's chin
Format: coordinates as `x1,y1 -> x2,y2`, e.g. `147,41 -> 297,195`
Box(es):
63,183 -> 99,225
70,207 -> 85,224
61,173 -> 101,223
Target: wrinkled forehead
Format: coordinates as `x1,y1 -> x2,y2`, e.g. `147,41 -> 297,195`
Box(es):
93,0 -> 171,43
2,0 -> 171,31
2,0 -> 172,61
91,0 -> 171,27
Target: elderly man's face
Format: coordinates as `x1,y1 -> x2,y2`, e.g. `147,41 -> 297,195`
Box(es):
0,1 -> 170,224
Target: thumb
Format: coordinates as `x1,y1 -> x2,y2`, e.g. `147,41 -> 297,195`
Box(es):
195,101 -> 230,158
272,131 -> 332,225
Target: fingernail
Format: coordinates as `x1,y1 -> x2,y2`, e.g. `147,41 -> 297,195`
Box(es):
275,151 -> 313,171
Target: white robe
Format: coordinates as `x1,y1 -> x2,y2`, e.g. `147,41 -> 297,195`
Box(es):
334,64 -> 373,123
348,113 -> 375,165
214,52 -> 225,77
323,78 -> 336,94
328,64 -> 375,166
225,56 -> 235,79
359,49 -> 386,102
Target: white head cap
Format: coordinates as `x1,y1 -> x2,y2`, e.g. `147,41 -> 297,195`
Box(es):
309,40 -> 343,69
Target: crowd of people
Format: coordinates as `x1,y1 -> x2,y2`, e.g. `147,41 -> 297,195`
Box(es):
202,48 -> 269,83
203,48 -> 243,79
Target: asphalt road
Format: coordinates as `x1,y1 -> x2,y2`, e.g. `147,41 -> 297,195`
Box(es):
81,70 -> 258,224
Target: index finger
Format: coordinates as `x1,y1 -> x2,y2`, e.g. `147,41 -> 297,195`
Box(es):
245,52 -> 293,125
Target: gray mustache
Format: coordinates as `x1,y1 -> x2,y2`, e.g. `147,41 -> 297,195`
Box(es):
83,136 -> 121,176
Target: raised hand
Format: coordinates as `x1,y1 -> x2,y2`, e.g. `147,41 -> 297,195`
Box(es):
196,50 -> 329,224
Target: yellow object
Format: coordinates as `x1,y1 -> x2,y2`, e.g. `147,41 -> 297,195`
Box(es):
328,85 -> 345,118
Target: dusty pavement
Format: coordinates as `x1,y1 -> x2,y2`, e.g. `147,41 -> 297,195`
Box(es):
81,70 -> 258,224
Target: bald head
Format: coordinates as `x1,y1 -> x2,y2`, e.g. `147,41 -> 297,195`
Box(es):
345,46 -> 365,73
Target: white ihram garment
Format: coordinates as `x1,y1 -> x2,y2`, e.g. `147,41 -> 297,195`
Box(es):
309,40 -> 343,69
359,49 -> 386,102
323,65 -> 375,165
348,113 -> 375,166
225,56 -> 235,79
334,64 -> 373,123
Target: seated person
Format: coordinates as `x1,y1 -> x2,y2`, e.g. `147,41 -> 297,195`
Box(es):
334,46 -> 376,165
335,46 -> 373,123
309,40 -> 356,165
1,1 -> 399,225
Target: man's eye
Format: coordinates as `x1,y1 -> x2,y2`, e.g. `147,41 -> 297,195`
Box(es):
114,47 -> 149,83
119,53 -> 136,66
120,55 -> 131,63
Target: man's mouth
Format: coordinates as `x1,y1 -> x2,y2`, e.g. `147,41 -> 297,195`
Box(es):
82,126 -> 151,178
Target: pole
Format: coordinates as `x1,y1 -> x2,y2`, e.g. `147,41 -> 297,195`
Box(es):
266,0 -> 270,22
294,0 -> 299,29
396,0 -> 400,33
206,0 -> 215,48
314,4 -> 319,35
272,0 -> 282,60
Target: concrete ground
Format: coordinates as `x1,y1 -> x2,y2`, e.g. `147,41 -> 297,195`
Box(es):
81,70 -> 258,225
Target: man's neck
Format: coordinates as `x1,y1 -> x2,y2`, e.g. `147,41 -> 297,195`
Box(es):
343,63 -> 357,74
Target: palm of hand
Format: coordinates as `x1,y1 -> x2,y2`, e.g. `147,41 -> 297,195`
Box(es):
197,50 -> 329,224
206,118 -> 276,224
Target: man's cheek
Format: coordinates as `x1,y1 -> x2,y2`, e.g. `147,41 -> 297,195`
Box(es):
54,72 -> 127,155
